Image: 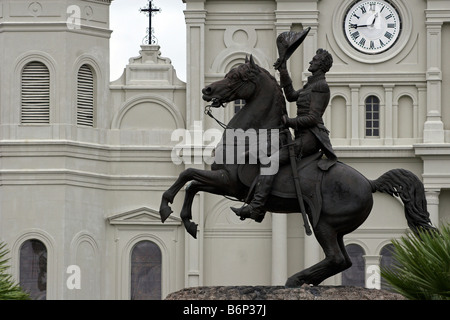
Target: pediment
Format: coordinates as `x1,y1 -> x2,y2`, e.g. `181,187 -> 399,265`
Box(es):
108,207 -> 181,226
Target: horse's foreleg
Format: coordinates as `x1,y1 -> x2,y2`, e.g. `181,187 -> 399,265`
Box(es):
181,181 -> 229,239
160,168 -> 197,222
160,168 -> 232,225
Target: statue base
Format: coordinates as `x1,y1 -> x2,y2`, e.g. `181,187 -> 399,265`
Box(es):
165,284 -> 405,300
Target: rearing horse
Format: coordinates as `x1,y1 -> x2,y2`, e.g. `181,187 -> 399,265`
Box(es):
159,56 -> 435,287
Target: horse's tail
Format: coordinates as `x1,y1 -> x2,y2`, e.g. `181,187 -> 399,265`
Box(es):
369,169 -> 437,234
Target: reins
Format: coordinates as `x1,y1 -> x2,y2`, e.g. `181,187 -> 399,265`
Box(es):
204,100 -> 233,129
204,99 -> 286,132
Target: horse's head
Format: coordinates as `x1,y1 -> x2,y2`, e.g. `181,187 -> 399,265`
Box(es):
202,55 -> 261,107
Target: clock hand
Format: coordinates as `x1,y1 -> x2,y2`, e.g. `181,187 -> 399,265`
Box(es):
371,13 -> 379,25
351,13 -> 379,28
350,23 -> 371,28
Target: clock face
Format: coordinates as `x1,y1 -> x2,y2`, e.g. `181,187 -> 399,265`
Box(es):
344,1 -> 401,54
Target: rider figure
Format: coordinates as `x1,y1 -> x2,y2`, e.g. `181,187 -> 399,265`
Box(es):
231,49 -> 337,222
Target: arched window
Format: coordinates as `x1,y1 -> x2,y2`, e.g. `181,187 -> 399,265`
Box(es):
365,95 -> 380,137
77,64 -> 95,127
342,244 -> 365,287
380,244 -> 398,291
130,240 -> 162,300
21,61 -> 50,124
19,239 -> 47,300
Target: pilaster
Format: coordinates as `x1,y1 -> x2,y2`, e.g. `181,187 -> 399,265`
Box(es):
271,213 -> 287,285
424,21 -> 444,143
425,189 -> 440,228
184,1 -> 207,130
350,84 -> 361,145
363,255 -> 381,289
384,84 -> 394,145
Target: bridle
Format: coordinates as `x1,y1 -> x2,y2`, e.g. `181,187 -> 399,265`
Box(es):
203,65 -> 286,132
203,68 -> 253,129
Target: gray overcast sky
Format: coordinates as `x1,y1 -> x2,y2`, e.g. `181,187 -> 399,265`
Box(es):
110,0 -> 187,82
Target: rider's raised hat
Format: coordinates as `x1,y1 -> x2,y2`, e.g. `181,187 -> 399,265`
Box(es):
274,27 -> 311,70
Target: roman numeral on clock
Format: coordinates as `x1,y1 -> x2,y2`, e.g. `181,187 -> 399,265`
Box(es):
359,37 -> 366,47
384,31 -> 393,40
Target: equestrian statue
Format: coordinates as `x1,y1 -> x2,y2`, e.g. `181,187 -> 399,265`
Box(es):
159,27 -> 436,287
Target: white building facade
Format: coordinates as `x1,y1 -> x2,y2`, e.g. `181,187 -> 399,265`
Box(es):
0,0 -> 449,299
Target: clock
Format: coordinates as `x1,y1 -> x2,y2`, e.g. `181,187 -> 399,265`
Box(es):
344,0 -> 401,54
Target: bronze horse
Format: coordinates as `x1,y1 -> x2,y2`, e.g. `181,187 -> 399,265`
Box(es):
159,56 -> 434,287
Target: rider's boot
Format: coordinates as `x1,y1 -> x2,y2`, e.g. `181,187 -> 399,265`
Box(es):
231,174 -> 275,222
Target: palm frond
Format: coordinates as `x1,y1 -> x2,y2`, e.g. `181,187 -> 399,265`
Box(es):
381,224 -> 450,300
0,241 -> 30,300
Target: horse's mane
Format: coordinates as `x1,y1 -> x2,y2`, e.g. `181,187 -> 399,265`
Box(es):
232,61 -> 287,118
258,66 -> 287,116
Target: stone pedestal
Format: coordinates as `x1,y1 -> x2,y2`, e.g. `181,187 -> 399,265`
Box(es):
165,285 -> 406,300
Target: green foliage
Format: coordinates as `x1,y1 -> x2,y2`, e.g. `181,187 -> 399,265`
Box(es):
0,242 -> 30,300
381,224 -> 450,300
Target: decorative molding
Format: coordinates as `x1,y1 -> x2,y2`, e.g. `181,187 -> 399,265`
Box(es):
108,207 -> 182,226
0,22 -> 112,39
0,169 -> 178,190
334,145 -> 415,158
204,229 -> 272,238
326,72 -> 426,84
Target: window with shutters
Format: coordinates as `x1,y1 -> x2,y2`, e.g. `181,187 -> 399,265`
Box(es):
21,61 -> 50,124
77,64 -> 95,127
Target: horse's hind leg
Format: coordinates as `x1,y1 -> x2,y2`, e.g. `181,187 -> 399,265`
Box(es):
285,224 -> 351,287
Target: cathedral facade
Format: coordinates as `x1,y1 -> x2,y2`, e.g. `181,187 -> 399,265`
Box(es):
0,0 -> 449,299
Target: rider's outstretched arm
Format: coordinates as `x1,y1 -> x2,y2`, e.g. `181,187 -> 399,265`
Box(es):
279,68 -> 300,102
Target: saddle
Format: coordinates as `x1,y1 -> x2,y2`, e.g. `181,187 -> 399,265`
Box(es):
237,152 -> 326,227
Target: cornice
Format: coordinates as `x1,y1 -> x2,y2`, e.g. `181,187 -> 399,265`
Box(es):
0,22 -> 112,38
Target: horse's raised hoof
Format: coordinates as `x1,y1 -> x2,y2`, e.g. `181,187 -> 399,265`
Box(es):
159,202 -> 173,223
184,220 -> 198,239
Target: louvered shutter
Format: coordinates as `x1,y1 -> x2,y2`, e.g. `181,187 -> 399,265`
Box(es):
77,65 -> 94,127
21,62 -> 50,124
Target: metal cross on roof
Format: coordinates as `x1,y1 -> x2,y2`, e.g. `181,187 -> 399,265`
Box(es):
140,0 -> 161,44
